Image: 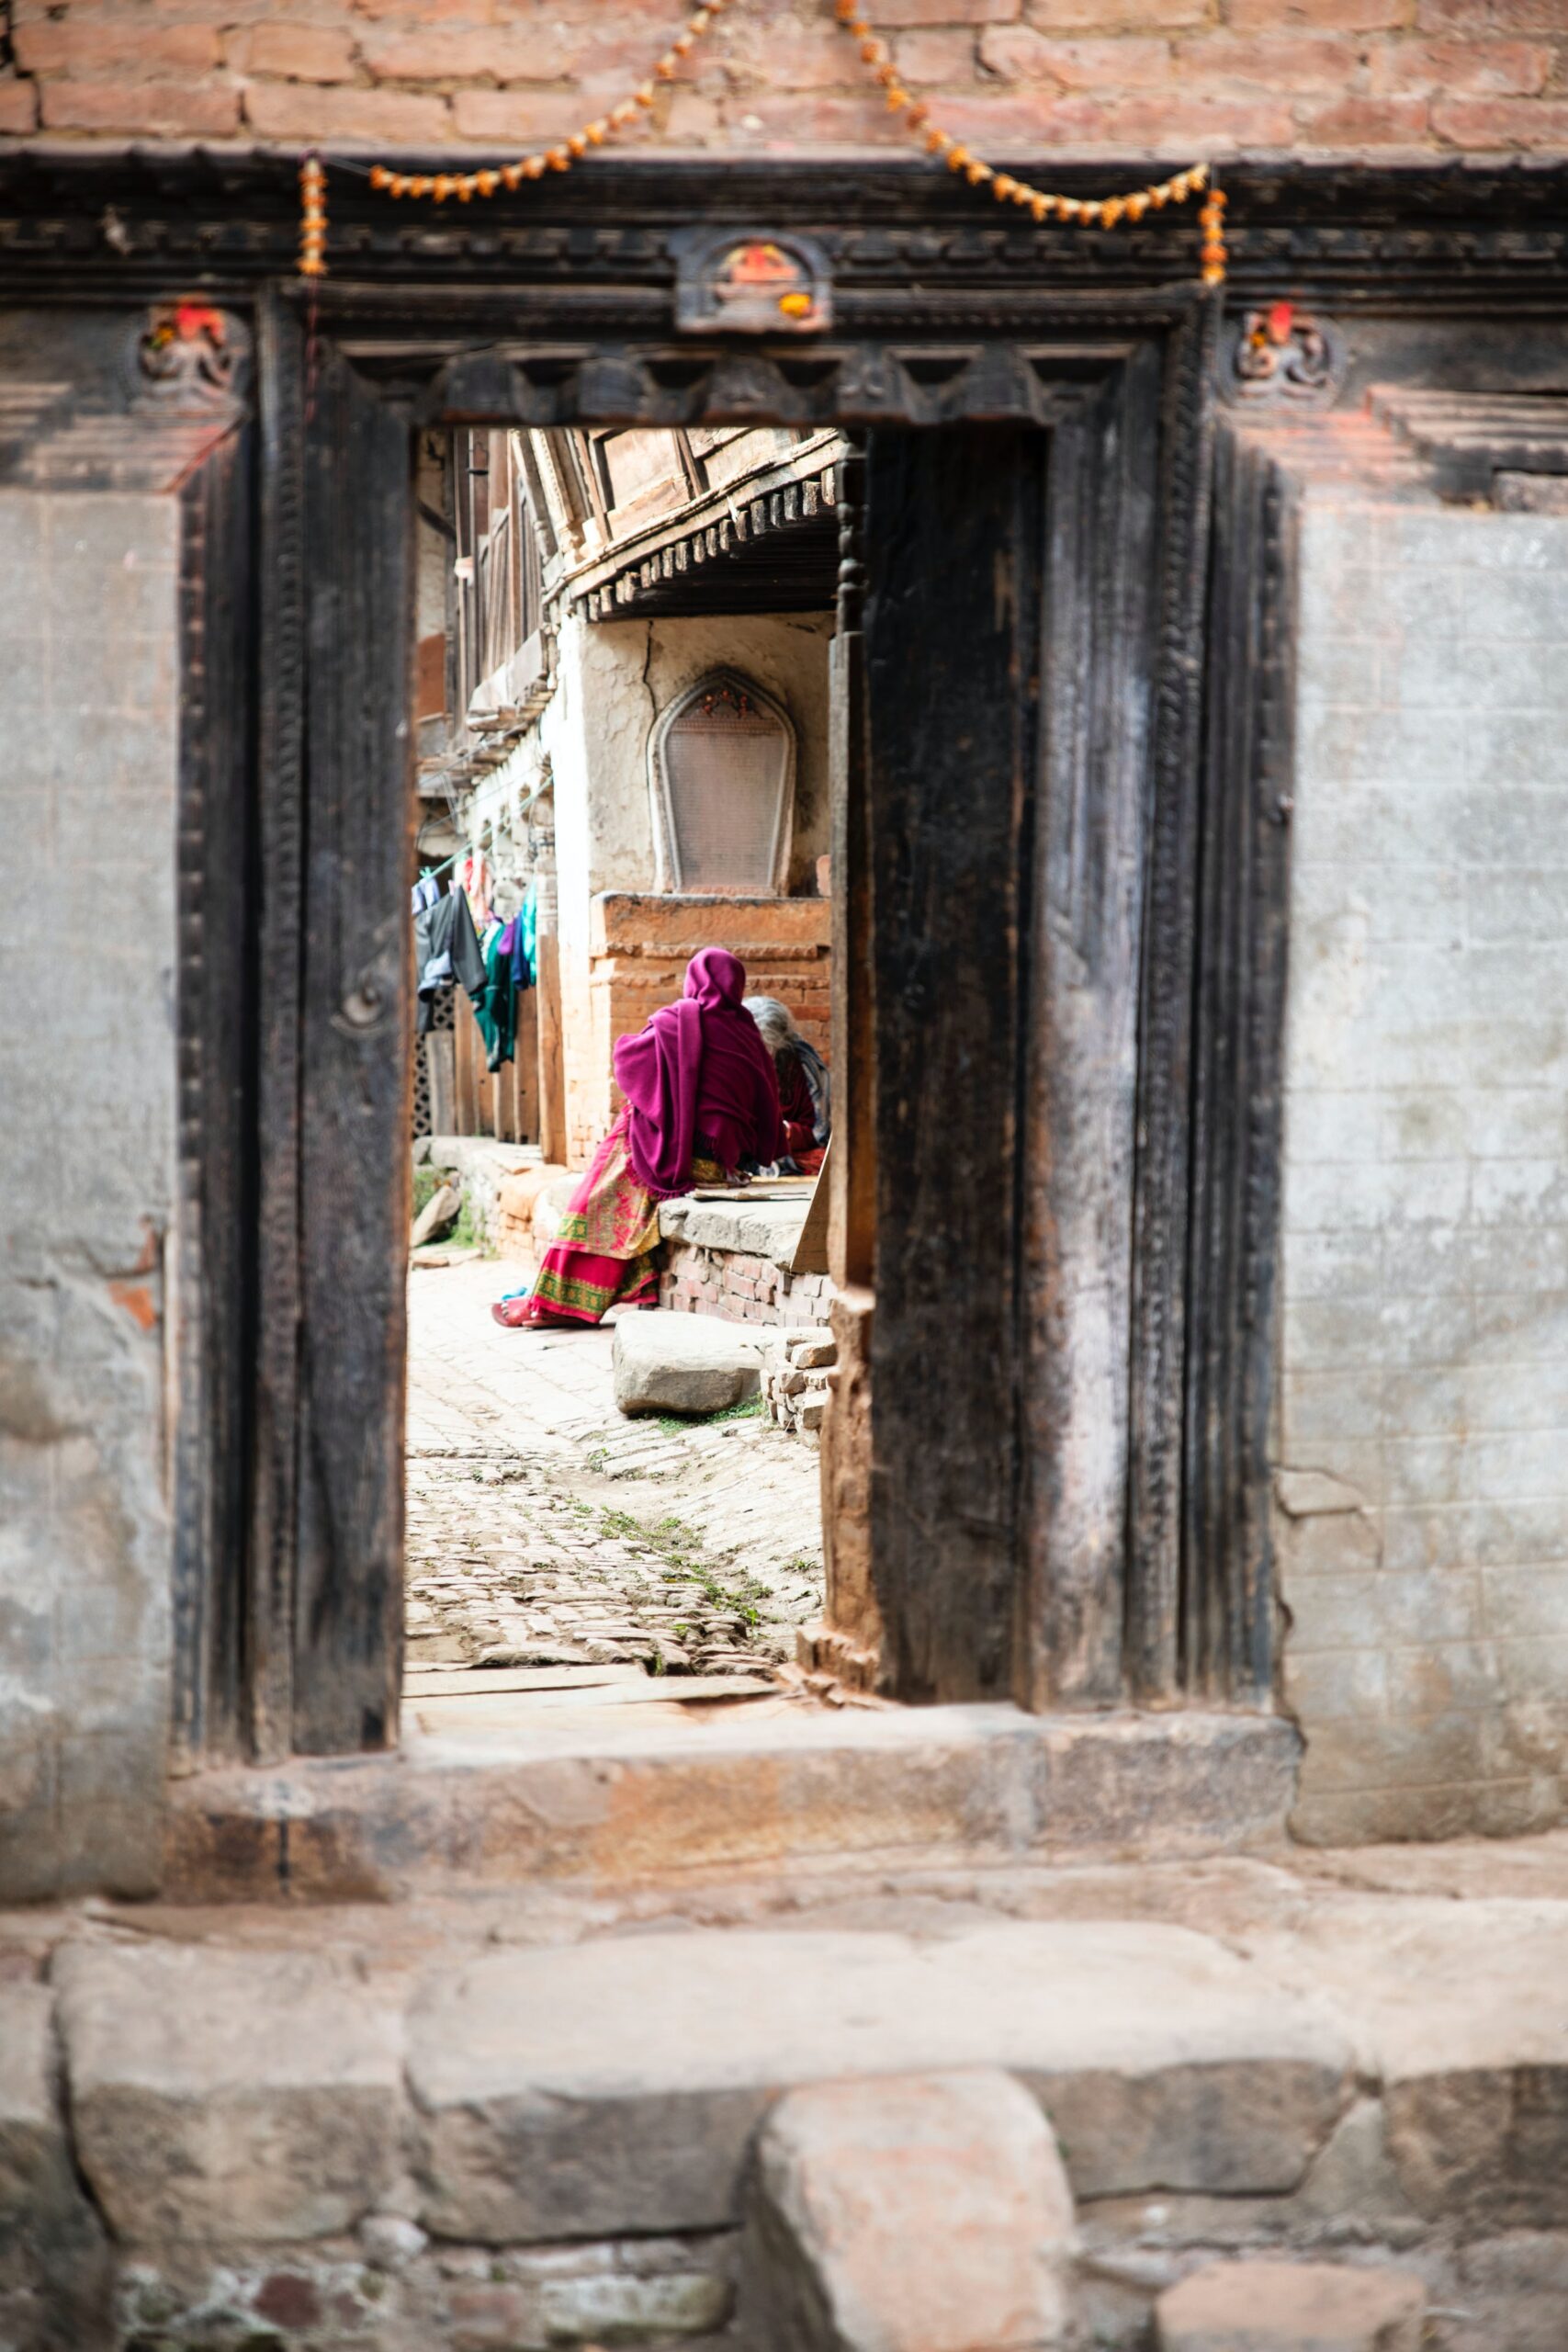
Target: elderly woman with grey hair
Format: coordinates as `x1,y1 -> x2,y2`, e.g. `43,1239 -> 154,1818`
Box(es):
742,995 -> 831,1175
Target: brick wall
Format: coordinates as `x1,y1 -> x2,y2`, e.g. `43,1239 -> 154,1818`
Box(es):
660,1239 -> 835,1326
0,491 -> 179,1901
1278,493 -> 1568,1846
2,0 -> 1565,155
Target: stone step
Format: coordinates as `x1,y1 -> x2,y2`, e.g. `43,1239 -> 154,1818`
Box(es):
14,1890 -> 1568,2343
1155,2259 -> 1426,2350
164,1704 -> 1299,1902
33,1895 -> 1568,2256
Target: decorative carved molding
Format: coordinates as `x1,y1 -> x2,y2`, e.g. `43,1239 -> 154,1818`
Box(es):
1224,302 -> 1343,406
3,153 -> 1568,311
573,452 -> 839,619
1369,385 -> 1568,495
126,302 -> 251,421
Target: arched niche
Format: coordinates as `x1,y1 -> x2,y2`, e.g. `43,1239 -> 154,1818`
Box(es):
648,669 -> 795,896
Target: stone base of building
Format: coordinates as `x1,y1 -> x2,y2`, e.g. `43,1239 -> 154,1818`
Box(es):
11,1834 -> 1568,2351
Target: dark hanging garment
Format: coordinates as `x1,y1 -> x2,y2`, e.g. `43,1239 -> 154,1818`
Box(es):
473,925 -> 518,1072
415,886 -> 487,1034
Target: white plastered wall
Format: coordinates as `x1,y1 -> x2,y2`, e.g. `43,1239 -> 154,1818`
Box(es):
540,608 -> 832,1164
1279,490 -> 1568,1844
0,491 -> 179,1899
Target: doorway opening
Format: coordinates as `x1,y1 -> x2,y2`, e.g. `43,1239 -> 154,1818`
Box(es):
402,422 -> 845,1753
181,260 -> 1268,1817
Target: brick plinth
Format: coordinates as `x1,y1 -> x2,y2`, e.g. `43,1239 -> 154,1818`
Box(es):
660,1238 -> 834,1329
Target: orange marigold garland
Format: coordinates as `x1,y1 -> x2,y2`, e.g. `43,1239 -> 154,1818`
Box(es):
834,0 -> 1226,283
298,151 -> 327,279
298,0 -> 1227,288
298,0 -> 733,274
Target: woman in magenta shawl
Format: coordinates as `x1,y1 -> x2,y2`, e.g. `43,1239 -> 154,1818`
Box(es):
493,948 -> 786,1329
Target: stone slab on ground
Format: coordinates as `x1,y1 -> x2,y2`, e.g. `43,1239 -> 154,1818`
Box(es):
55,1943 -> 407,2245
613,1306 -> 767,1417
1155,2259 -> 1425,2350
739,2070 -> 1076,2351
0,1980 -> 100,2251
407,1920 -> 1350,2241
1251,1894 -> 1568,2229
411,1181 -> 461,1249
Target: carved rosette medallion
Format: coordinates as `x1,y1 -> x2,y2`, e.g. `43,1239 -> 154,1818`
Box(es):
1224,301 -> 1344,407
124,302 -> 253,421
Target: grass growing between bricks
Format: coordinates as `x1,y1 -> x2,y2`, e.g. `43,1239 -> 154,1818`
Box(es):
654,1392 -> 766,1436
598,1507 -> 771,1633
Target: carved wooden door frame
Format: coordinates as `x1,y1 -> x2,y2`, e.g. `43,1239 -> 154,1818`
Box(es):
250,268 -> 1217,1752
6,153 -> 1565,1757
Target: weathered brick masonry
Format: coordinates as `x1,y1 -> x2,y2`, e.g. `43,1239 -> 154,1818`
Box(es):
1,0 -> 1566,155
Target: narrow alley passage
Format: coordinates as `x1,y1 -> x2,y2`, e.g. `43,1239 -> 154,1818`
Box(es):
404,1258 -> 826,1683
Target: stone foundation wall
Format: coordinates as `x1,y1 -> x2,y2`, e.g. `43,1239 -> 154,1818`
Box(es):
4,1 -> 1565,156
1279,491 -> 1568,1847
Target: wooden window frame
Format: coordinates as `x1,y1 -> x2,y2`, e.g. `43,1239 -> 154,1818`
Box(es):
648,666 -> 797,898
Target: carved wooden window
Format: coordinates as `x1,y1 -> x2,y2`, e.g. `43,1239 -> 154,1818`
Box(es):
649,670 -> 795,895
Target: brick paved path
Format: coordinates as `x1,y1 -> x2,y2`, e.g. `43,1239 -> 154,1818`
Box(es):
405,1259 -> 825,1678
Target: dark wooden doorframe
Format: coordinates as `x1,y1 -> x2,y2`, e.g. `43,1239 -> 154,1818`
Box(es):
243,277 -> 1225,1755
6,153 -> 1565,1761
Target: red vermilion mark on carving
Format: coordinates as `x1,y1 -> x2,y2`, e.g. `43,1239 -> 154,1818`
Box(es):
108,1282 -> 158,1333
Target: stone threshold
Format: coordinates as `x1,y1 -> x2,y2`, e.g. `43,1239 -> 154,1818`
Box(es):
164,1703 -> 1298,1904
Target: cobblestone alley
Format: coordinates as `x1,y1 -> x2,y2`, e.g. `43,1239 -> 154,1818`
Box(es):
405,1258 -> 826,1680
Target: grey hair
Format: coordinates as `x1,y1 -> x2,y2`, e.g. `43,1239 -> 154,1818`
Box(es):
742,995 -> 798,1056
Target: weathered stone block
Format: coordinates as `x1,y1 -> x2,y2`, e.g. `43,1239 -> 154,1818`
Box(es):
408,1919 -> 1349,2243
613,1308 -> 765,1417
1260,1894 -> 1568,2228
1155,2258 -> 1425,2350
739,2070 -> 1076,2351
56,1944 -> 406,2244
0,1978 -> 107,2338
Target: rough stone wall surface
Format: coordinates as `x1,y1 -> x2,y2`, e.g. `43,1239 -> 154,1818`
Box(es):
0,491 -> 178,1901
1279,492 -> 1568,1847
2,0 -> 1566,155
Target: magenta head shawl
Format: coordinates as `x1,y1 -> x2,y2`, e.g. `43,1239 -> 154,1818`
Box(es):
615,948 -> 785,1197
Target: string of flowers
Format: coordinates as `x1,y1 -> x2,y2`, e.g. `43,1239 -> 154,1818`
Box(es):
297,0 -> 1227,285
298,0 -> 733,274
833,0 -> 1227,284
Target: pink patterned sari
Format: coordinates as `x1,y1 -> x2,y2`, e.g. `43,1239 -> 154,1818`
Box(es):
503,1110 -> 720,1329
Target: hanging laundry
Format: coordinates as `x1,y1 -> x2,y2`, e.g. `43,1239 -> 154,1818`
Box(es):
414,881 -> 487,1035
460,849 -> 491,933
515,878 -> 538,988
472,920 -> 519,1072
411,873 -> 440,914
